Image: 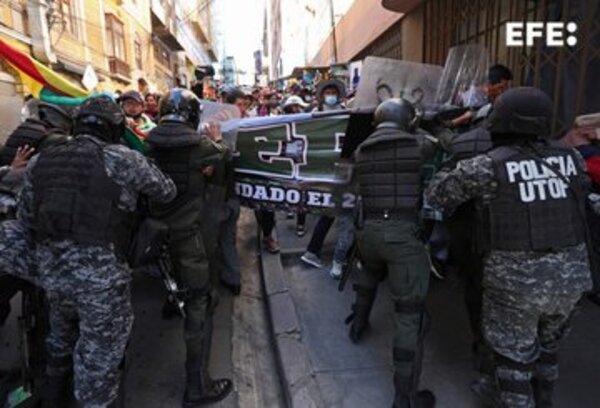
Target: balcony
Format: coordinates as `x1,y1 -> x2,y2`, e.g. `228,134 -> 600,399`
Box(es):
108,56 -> 131,80
151,0 -> 184,51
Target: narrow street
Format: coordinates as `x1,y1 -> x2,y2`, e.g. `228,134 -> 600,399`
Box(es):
266,213 -> 600,408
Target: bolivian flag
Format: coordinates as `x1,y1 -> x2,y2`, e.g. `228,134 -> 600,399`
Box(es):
0,39 -> 145,153
0,38 -> 88,99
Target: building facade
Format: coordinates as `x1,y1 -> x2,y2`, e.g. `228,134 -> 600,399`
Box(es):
0,0 -> 217,96
310,0 -> 599,134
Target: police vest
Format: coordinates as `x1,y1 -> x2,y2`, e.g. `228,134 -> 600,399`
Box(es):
146,123 -> 206,213
354,127 -> 423,216
450,126 -> 492,162
481,143 -> 586,251
0,119 -> 48,166
32,136 -> 134,257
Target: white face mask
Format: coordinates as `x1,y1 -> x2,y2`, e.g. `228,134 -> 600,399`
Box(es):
324,95 -> 338,106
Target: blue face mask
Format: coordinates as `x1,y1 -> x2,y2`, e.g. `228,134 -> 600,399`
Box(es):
324,95 -> 338,106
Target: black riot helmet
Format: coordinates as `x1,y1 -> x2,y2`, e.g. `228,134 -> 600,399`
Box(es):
38,102 -> 75,135
73,95 -> 126,143
373,98 -> 417,132
488,87 -> 553,139
158,88 -> 203,129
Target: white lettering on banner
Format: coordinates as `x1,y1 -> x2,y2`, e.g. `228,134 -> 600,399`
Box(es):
234,182 -> 344,208
322,193 -> 334,208
286,189 -> 301,204
307,191 -> 323,206
504,155 -> 578,202
270,187 -> 285,202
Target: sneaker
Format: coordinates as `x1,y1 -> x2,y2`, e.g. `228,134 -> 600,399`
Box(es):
263,237 -> 280,254
329,260 -> 342,280
300,251 -> 323,268
296,224 -> 306,237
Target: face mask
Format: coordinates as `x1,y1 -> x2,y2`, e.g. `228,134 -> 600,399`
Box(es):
324,95 -> 338,106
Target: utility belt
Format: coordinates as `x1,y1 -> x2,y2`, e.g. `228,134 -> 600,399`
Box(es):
363,208 -> 417,222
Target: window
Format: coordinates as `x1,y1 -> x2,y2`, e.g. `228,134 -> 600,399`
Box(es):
105,14 -> 126,61
134,34 -> 142,70
153,39 -> 171,68
9,2 -> 28,35
60,0 -> 78,38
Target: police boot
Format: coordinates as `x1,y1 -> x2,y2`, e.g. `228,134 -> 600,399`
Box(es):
183,295 -> 232,407
532,378 -> 554,408
40,373 -> 70,408
346,284 -> 377,343
392,391 -> 436,408
393,373 -> 436,408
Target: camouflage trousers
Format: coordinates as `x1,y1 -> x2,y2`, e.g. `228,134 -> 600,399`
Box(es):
46,284 -> 133,407
0,220 -> 37,283
0,220 -> 134,406
482,248 -> 590,408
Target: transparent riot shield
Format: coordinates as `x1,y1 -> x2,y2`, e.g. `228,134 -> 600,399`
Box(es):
198,99 -> 241,150
434,44 -> 490,108
352,56 -> 444,110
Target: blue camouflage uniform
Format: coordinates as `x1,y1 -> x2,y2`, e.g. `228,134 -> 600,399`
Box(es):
426,151 -> 592,408
14,134 -> 175,407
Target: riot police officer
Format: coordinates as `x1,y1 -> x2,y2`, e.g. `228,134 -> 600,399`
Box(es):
426,87 -> 592,408
0,101 -> 73,167
349,98 -> 436,408
443,124 -> 493,374
16,95 -> 176,407
145,88 -> 233,406
0,101 -> 74,327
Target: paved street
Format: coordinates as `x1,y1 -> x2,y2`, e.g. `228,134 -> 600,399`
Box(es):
268,212 -> 600,408
2,209 -> 600,408
124,208 -> 284,408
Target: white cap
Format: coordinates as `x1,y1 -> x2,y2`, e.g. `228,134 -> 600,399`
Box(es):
574,112 -> 600,128
283,95 -> 308,108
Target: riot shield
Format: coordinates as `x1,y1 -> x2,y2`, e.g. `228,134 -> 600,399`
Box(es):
352,57 -> 443,110
434,44 -> 490,108
198,99 -> 241,150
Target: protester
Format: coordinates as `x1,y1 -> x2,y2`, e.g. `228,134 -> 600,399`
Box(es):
120,90 -> 156,138
562,112 -> 600,305
314,79 -> 346,112
144,93 -> 160,122
301,79 -> 353,279
282,95 -> 309,114
449,64 -> 513,127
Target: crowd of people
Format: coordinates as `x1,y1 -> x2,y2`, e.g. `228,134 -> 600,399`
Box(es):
0,60 -> 598,408
0,73 -> 356,408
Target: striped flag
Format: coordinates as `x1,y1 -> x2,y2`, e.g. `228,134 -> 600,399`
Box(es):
0,39 -> 89,99
0,39 -> 147,153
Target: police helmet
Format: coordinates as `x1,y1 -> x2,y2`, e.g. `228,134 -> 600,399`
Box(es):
373,98 -> 417,132
74,95 -> 125,143
488,87 -> 553,136
159,88 -> 203,130
38,102 -> 74,134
